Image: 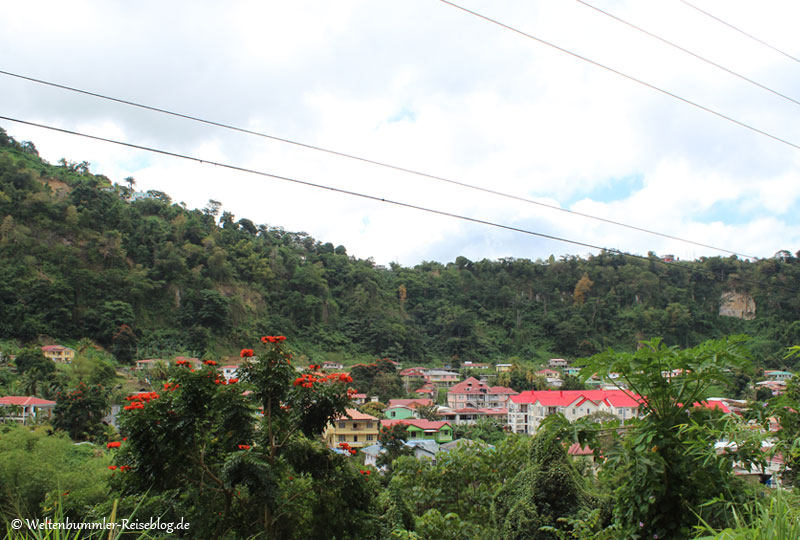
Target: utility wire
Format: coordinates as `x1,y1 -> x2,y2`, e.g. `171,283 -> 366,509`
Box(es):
677,0 -> 800,65
0,69 -> 761,260
437,1 -> 800,148
1,114 -> 795,294
576,0 -> 800,107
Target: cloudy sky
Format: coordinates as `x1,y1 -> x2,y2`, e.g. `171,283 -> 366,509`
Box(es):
2,0 -> 800,266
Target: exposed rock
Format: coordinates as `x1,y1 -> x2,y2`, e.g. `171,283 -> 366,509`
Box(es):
719,291 -> 756,320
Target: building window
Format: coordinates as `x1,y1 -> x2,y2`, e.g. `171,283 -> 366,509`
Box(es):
353,436 -> 358,442
338,435 -> 345,442
366,422 -> 373,428
366,434 -> 373,441
353,423 -> 359,430
338,422 -> 346,428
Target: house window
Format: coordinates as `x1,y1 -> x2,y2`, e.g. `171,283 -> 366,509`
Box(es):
353,423 -> 359,430
338,422 -> 346,428
367,434 -> 373,441
338,435 -> 345,442
366,422 -> 373,428
390,411 -> 395,418
353,436 -> 358,442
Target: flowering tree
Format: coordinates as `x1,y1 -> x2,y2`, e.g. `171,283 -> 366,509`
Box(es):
110,336 -> 378,540
53,382 -> 109,441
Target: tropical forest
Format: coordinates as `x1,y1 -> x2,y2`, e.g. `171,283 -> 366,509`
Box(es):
0,130 -> 798,539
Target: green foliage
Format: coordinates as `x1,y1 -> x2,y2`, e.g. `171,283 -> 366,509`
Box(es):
574,337 -> 761,539
111,337 -> 376,539
53,383 -> 109,441
0,425 -> 110,522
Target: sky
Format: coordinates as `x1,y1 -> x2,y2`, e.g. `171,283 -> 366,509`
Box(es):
2,0 -> 800,267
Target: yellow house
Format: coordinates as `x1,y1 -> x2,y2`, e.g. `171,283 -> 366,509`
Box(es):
324,408 -> 379,449
41,345 -> 75,365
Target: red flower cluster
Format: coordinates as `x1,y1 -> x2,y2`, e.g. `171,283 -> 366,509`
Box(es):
123,391 -> 159,411
229,378 -> 239,384
309,364 -> 321,371
163,382 -> 180,392
120,465 -> 131,472
338,442 -> 357,456
293,372 -> 354,389
176,359 -> 190,366
261,335 -> 287,344
347,388 -> 359,398
107,441 -> 121,449
238,444 -> 251,450
108,465 -> 117,470
240,349 -> 254,358
359,469 -> 371,476
204,360 -> 218,366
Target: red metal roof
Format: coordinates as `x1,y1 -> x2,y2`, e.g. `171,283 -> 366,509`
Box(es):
511,389 -> 642,408
388,398 -> 433,408
0,396 -> 56,406
381,419 -> 451,430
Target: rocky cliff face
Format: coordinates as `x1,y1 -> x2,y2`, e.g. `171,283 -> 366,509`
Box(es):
719,291 -> 756,320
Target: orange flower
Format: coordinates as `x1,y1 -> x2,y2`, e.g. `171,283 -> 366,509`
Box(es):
107,442 -> 121,449
108,465 -> 117,470
240,349 -> 254,358
238,444 -> 251,450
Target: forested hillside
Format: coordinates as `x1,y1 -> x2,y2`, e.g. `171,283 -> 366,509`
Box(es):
2,128 -> 799,368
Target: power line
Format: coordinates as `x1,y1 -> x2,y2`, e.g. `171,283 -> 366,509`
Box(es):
1,114 -> 795,294
0,69 -> 761,260
677,0 -> 800,65
576,0 -> 800,108
436,1 -> 800,148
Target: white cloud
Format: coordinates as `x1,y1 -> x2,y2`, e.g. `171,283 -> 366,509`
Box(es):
1,0 -> 799,265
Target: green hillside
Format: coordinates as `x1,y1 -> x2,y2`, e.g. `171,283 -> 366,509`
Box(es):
1,128 -> 799,369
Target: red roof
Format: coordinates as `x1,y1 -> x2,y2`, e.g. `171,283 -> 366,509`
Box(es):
41,345 -> 68,352
388,398 -> 433,408
0,396 -> 56,407
693,401 -> 731,414
511,389 -> 642,408
488,386 -> 517,395
567,443 -> 593,456
381,419 -> 451,430
448,377 -> 489,394
336,408 -> 378,421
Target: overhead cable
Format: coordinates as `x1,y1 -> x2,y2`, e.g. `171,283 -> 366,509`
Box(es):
576,0 -> 800,107
0,69 -> 761,260
677,0 -> 800,65
1,115 -> 794,294
436,1 -> 800,151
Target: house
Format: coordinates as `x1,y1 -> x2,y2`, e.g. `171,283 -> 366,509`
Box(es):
0,396 -> 57,424
381,419 -> 454,443
446,377 -> 517,409
462,361 -> 491,370
764,370 -> 794,382
387,398 -> 434,410
323,361 -> 344,370
425,370 -> 460,386
536,369 -> 563,388
549,359 -> 569,368
384,405 -> 416,420
362,439 -> 441,469
324,408 -> 379,449
41,345 -> 75,365
438,407 -> 508,424
756,380 -> 787,396
507,389 -> 643,434
415,383 -> 436,397
134,358 -> 164,370
351,393 -> 379,405
496,364 -> 513,373
221,365 -> 239,381
564,366 -> 581,377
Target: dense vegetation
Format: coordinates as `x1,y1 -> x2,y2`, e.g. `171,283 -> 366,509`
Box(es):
2,128 -> 800,369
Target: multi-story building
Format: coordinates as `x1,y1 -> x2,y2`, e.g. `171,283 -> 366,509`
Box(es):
41,345 -> 75,365
324,408 -> 379,449
508,389 -> 642,434
446,377 -> 517,409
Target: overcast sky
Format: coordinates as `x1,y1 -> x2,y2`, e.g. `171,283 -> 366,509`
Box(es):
2,0 -> 800,267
